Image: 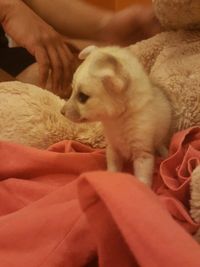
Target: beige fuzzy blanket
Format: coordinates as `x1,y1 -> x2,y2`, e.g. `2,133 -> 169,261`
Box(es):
0,81 -> 105,149
129,30 -> 200,135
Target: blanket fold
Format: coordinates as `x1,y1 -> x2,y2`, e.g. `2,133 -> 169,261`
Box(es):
0,127 -> 199,266
78,172 -> 200,267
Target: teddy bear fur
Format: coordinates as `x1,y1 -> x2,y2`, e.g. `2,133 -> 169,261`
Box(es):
128,0 -> 200,243
153,0 -> 200,30
0,81 -> 105,149
129,1 -> 200,135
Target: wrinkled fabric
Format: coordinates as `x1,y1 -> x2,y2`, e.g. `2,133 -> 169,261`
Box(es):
0,127 -> 199,267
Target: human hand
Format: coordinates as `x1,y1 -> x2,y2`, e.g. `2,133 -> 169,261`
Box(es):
97,5 -> 162,45
16,43 -> 81,99
45,46 -> 81,98
0,0 -> 73,92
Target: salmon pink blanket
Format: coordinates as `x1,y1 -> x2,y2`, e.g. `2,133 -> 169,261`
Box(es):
0,127 -> 200,267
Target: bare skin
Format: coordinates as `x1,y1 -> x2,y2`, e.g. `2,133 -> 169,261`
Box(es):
0,0 -> 161,95
0,0 -> 75,92
23,0 -> 161,44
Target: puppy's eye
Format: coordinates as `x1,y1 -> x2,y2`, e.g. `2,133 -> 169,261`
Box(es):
78,92 -> 90,104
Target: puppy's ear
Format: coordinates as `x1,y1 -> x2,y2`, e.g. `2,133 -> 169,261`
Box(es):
102,74 -> 125,93
79,45 -> 97,60
97,54 -> 128,93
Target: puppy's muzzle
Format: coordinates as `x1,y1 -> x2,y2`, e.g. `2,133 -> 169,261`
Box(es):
61,103 -> 82,122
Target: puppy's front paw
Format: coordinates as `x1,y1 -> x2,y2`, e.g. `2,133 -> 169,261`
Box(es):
107,163 -> 122,172
133,153 -> 154,187
138,176 -> 152,187
106,146 -> 123,172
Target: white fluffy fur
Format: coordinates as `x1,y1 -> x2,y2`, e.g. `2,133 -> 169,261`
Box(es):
0,81 -> 105,149
62,46 -> 172,186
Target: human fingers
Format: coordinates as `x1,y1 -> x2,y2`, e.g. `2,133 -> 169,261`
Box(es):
56,44 -> 74,95
35,46 -> 50,88
47,44 -> 66,92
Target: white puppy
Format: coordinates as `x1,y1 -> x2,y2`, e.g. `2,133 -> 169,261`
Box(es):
62,46 -> 172,186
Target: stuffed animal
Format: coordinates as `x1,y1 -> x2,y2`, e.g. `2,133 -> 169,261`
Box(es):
129,2 -> 200,136
0,81 -> 105,149
128,0 -> 200,243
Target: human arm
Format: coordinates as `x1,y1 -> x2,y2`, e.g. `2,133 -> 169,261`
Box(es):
23,0 -> 112,40
0,0 -> 74,91
23,0 -> 161,45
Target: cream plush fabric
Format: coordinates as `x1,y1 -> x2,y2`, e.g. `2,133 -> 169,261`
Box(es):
153,0 -> 200,30
129,30 -> 200,135
128,0 -> 200,243
0,81 -> 105,149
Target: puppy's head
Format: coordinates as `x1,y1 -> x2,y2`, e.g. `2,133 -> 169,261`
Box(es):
62,46 -> 130,123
